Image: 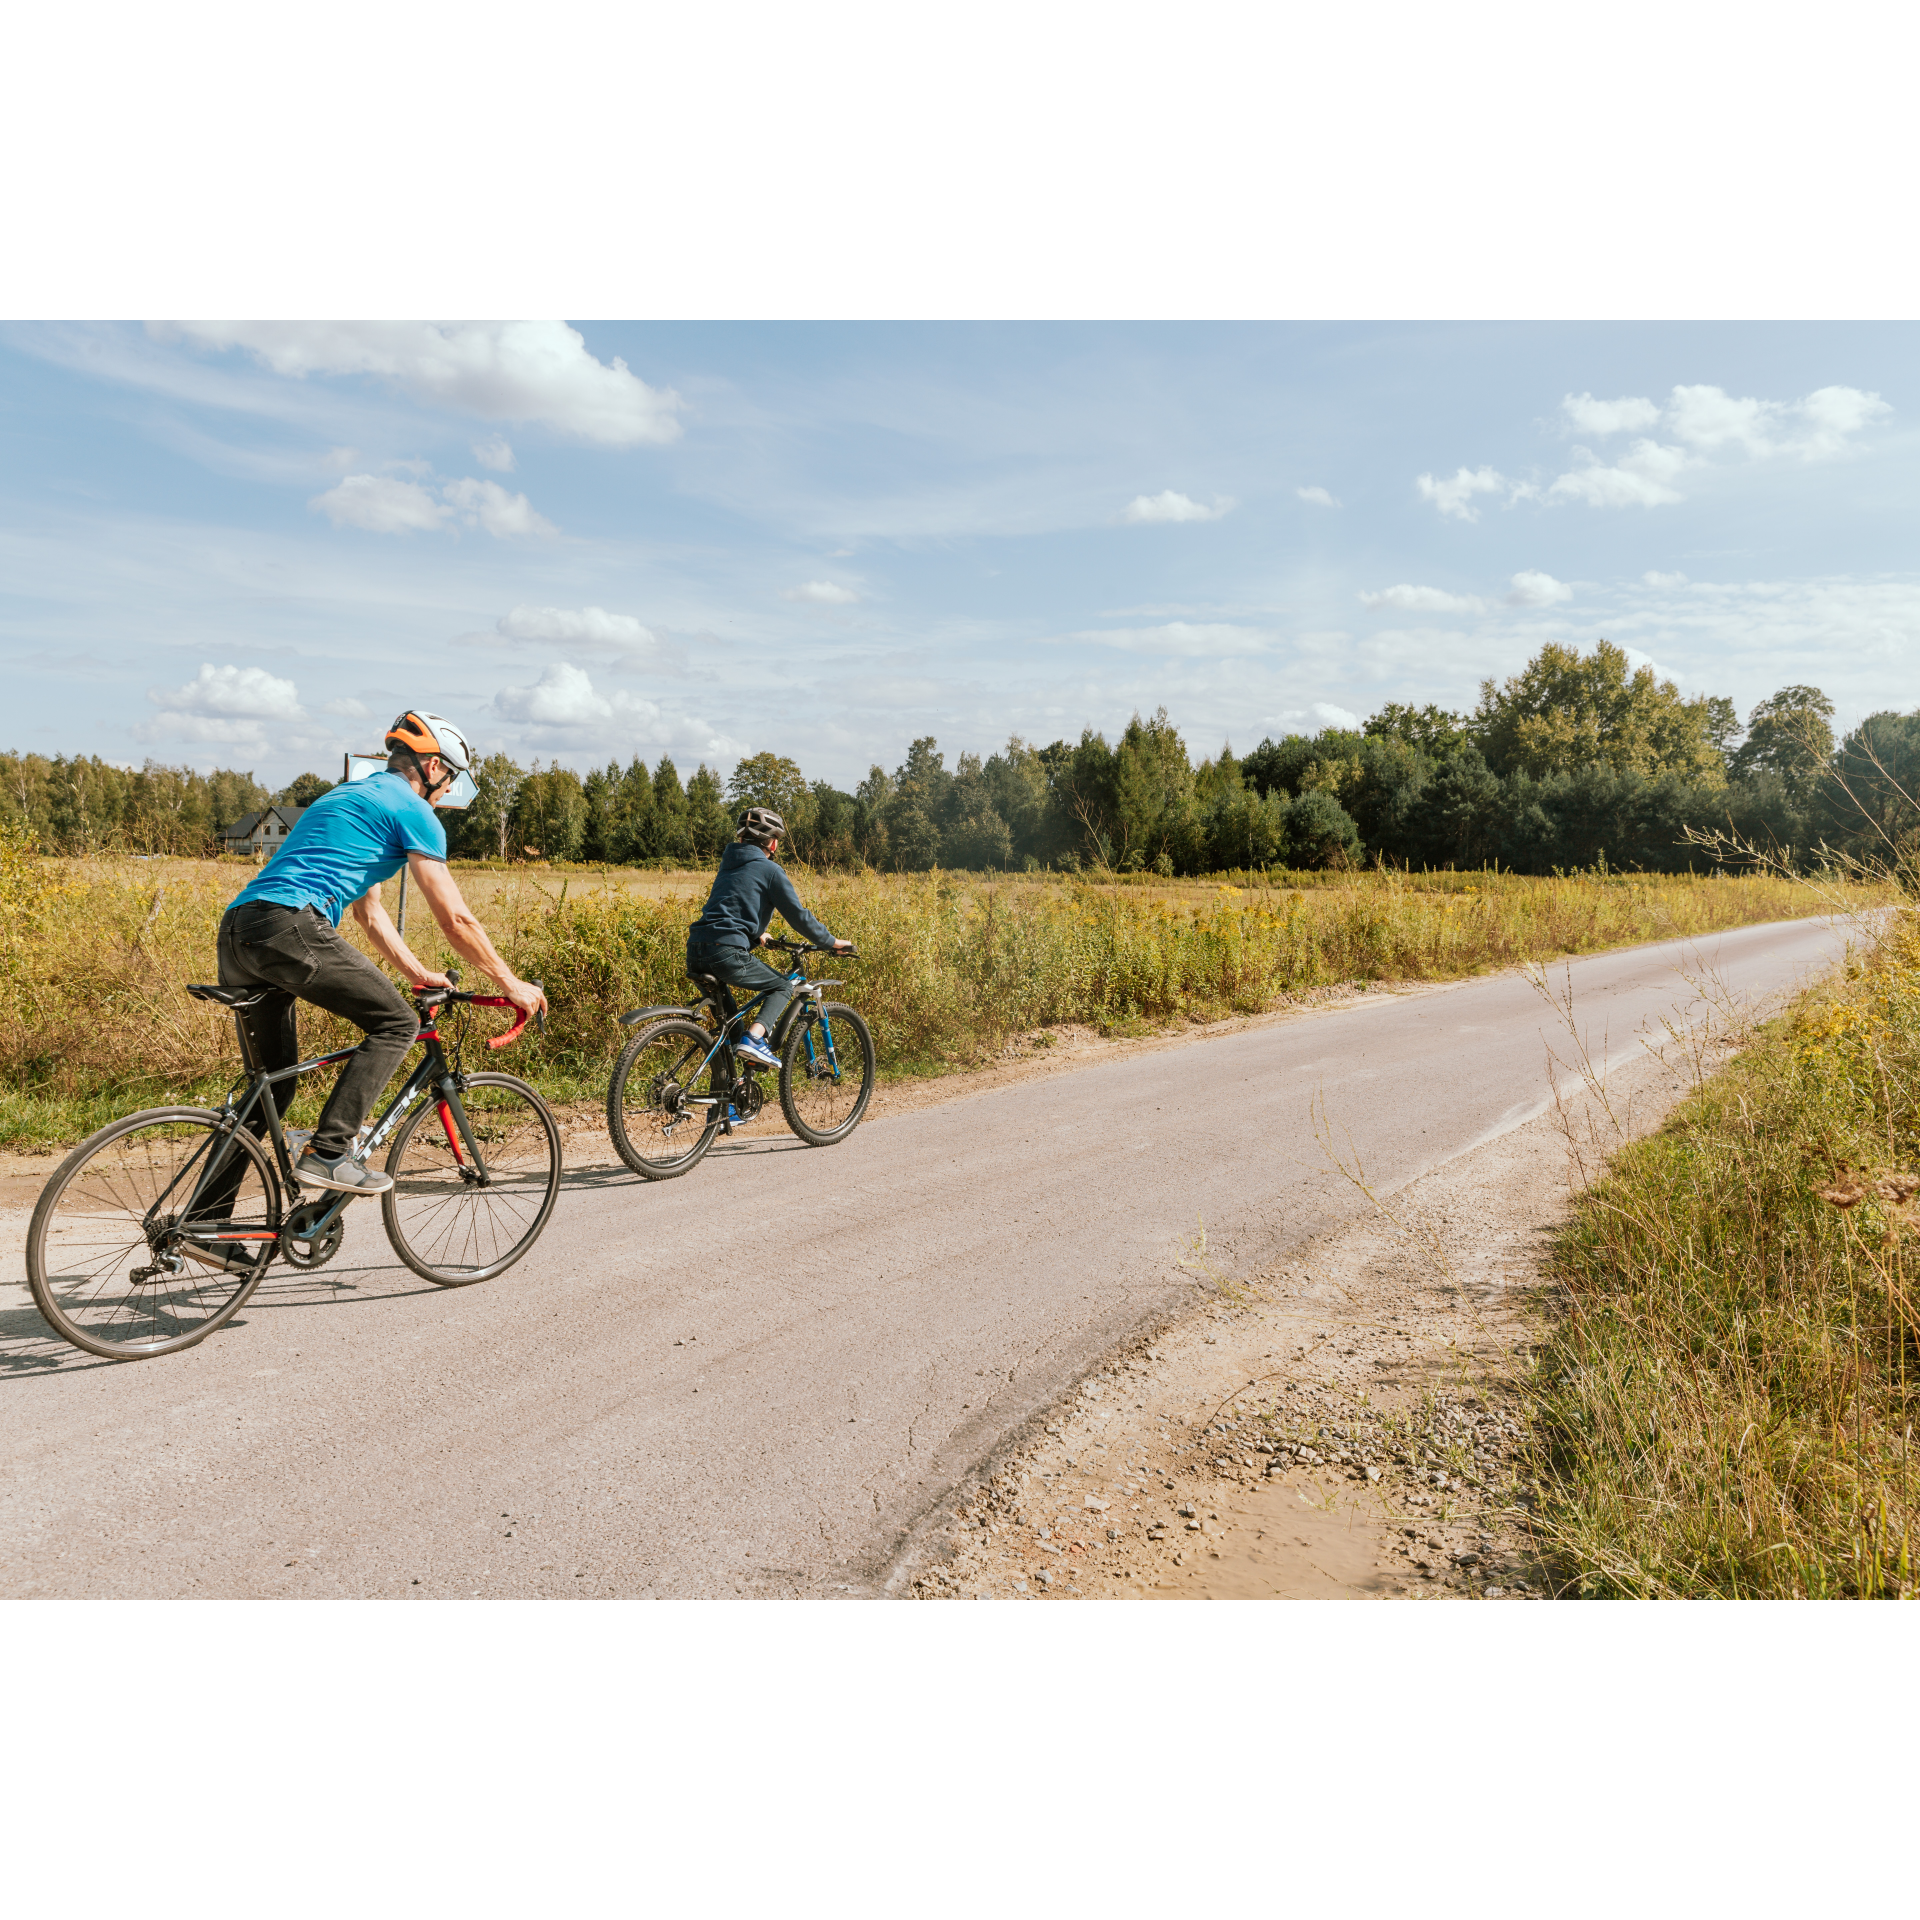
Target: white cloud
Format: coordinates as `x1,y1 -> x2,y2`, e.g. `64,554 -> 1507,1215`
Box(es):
1069,621 -> 1271,657
1268,701 -> 1361,734
1414,466 -> 1518,522
320,697 -> 371,719
781,580 -> 860,604
1794,384 -> 1890,456
472,434 -> 515,472
442,476 -> 554,538
1561,393 -> 1662,435
1505,570 -> 1574,607
309,471 -> 554,537
489,662 -> 748,762
1359,583 -> 1485,613
1549,438 -> 1693,508
149,662 -> 304,720
158,320 -> 683,447
1121,490 -> 1233,524
1643,570 -> 1688,587
320,446 -> 359,471
309,473 -> 450,533
135,661 -> 331,752
1546,383 -> 1889,510
493,662 -> 618,727
1296,485 -> 1340,507
496,605 -> 659,651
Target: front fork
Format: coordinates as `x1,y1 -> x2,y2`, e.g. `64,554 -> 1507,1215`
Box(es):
433,1076 -> 489,1184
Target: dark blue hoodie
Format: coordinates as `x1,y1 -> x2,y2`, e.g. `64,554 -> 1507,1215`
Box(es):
688,842 -> 835,952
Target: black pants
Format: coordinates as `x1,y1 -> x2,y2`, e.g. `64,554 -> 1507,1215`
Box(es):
687,940 -> 794,1036
217,901 -> 420,1160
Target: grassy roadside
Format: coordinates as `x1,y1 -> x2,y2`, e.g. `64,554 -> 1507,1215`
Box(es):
1530,902 -> 1919,1597
0,837 -> 1875,1152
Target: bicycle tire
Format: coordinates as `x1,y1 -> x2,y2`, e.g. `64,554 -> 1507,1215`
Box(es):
778,1003 -> 875,1146
606,1017 -> 725,1180
26,1107 -> 281,1359
380,1072 -> 561,1285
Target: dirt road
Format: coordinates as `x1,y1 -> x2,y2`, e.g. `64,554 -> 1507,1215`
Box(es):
0,916 -> 1852,1598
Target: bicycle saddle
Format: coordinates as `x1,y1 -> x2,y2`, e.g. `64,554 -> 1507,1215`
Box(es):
185,983 -> 273,1010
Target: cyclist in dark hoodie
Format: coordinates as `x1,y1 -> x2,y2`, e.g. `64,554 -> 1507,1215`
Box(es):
687,806 -> 853,1068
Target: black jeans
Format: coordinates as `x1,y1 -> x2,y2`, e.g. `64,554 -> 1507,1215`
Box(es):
686,940 -> 794,1036
217,901 -> 420,1160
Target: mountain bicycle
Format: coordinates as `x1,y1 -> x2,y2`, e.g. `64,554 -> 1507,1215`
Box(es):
605,937 -> 873,1179
25,968 -> 561,1360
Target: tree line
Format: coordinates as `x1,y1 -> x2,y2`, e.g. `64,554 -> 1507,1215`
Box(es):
7,641 -> 1917,874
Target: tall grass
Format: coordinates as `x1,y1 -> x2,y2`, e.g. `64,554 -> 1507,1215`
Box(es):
1531,906 -> 1920,1597
0,837 -> 1869,1151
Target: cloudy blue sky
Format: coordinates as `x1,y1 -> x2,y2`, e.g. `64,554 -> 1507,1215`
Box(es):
2,320 -> 1913,792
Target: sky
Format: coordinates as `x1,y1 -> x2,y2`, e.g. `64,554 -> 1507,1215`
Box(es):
2,319 -> 1915,794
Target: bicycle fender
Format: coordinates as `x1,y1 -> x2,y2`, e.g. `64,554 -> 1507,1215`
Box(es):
618,1004 -> 697,1027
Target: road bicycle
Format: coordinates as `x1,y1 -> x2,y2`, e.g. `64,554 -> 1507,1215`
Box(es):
605,937 -> 874,1179
25,968 -> 561,1360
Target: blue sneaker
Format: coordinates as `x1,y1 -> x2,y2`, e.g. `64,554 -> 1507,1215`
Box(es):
735,1033 -> 779,1069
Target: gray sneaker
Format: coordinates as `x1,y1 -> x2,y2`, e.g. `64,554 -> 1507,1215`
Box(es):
296,1151 -> 393,1196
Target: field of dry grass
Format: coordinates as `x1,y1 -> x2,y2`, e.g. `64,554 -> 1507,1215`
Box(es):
1530,897 -> 1920,1596
0,838 -> 1876,1151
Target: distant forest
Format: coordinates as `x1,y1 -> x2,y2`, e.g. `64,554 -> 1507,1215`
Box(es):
7,642 -> 1918,876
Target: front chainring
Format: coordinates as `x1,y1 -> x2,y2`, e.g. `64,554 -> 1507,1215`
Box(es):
280,1200 -> 346,1270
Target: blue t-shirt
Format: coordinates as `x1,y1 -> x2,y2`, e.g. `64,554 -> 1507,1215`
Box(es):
230,772 -> 447,926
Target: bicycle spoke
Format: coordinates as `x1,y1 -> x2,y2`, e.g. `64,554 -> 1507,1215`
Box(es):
29,1112 -> 279,1358
381,1074 -> 560,1285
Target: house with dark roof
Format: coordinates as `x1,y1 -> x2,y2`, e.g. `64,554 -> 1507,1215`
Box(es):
219,804 -> 309,859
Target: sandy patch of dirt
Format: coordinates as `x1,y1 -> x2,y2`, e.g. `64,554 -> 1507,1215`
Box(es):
891,1045 -> 1696,1602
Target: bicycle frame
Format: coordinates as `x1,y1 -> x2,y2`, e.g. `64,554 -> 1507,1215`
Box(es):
673,955 -> 851,1106
148,1016 -> 495,1261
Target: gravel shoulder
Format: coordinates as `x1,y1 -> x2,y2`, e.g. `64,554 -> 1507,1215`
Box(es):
890,1044 -> 1697,1602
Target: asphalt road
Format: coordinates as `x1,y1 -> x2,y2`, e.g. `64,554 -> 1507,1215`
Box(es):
0,916 -> 1855,1598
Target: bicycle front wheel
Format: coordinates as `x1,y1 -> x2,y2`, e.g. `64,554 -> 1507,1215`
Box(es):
381,1073 -> 561,1285
779,1003 -> 875,1146
26,1108 -> 280,1359
606,1017 -> 724,1179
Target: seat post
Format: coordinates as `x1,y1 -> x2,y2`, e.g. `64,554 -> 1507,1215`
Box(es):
231,1008 -> 263,1077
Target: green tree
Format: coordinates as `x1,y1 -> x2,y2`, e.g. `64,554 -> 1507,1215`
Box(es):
685,764 -> 732,860
726,752 -> 816,852
1731,685 -> 1836,798
1812,711 -> 1920,870
509,762 -> 587,860
1474,640 -> 1726,785
1284,789 -> 1361,868
651,757 -> 691,862
453,751 -> 526,860
1364,703 -> 1471,758
611,755 -> 657,862
278,771 -> 335,807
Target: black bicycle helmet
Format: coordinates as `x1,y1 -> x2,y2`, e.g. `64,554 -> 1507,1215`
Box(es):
736,806 -> 785,845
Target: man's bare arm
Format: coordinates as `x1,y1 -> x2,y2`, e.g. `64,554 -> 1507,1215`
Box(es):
351,883 -> 449,987
404,854 -> 549,1017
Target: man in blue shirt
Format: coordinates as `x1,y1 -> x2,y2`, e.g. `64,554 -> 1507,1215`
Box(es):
687,805 -> 852,1069
217,710 -> 547,1197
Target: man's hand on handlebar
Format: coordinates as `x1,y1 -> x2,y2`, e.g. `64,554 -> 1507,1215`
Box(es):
413,968 -> 456,991
504,977 -> 549,1020
832,939 -> 855,954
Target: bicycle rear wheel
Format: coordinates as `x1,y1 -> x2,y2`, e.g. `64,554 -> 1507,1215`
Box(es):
606,1017 -> 724,1179
381,1073 -> 561,1285
778,1003 -> 875,1146
26,1108 -> 280,1359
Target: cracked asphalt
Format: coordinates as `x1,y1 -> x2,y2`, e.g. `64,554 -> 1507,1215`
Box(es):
0,915 -> 1852,1598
